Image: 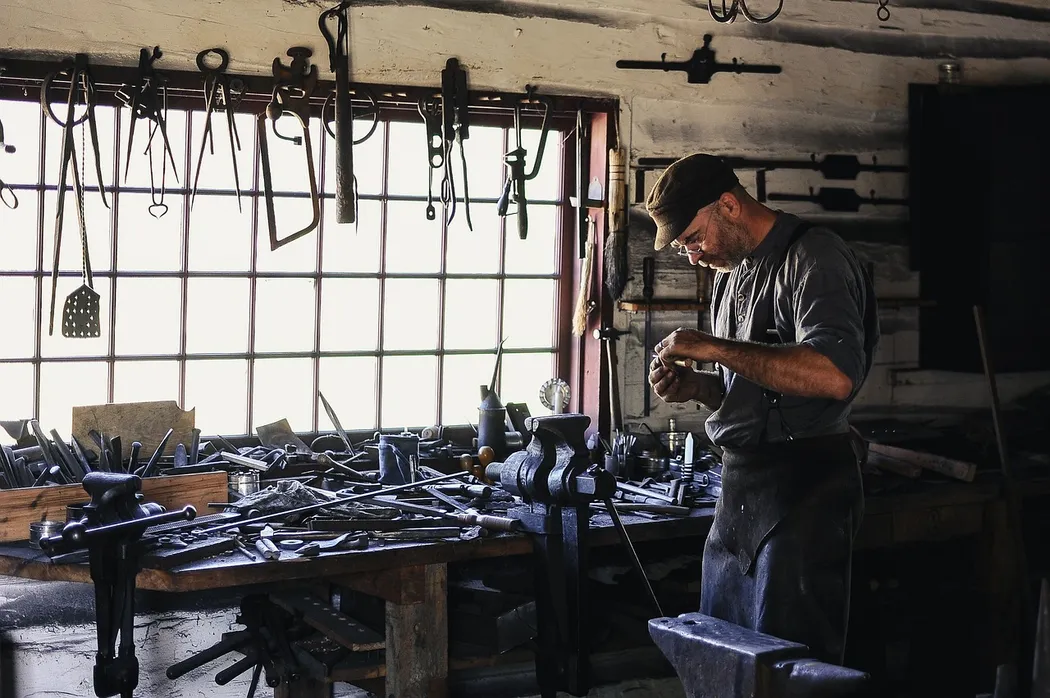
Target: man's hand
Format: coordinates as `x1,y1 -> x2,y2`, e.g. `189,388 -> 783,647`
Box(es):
648,357 -> 725,410
648,357 -> 699,404
655,328 -> 720,366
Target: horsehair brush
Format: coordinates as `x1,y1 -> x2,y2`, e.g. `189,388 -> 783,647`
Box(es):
604,146 -> 628,301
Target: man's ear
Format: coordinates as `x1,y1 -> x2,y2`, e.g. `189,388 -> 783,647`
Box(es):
719,191 -> 742,220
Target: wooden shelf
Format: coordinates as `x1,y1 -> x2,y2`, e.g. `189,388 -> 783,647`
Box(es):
618,299 -> 709,313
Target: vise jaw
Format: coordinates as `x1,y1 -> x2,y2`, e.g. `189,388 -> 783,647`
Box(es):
649,613 -> 869,698
485,413 -> 614,511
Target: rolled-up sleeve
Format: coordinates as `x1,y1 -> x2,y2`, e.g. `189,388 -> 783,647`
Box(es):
792,262 -> 867,399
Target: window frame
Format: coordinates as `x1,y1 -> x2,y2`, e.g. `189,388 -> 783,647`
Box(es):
0,56 -> 616,435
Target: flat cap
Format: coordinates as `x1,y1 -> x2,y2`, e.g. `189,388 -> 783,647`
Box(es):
645,154 -> 739,250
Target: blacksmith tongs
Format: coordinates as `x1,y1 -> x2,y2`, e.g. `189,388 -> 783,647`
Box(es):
191,48 -> 244,211
0,65 -> 18,210
116,47 -> 179,185
319,1 -> 355,225
41,54 -> 109,336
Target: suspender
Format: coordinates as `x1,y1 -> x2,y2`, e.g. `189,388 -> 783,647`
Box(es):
711,222 -> 814,341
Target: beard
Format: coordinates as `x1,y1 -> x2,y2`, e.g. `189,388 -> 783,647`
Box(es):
699,215 -> 754,272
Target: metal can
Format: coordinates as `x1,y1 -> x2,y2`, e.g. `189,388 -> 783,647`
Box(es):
29,520 -> 64,549
229,471 -> 261,498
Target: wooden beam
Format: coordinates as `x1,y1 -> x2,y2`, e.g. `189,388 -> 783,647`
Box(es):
867,442 -> 977,482
0,471 -> 227,543
385,563 -> 449,698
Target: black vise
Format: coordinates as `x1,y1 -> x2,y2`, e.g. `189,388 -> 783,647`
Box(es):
483,414 -> 616,697
485,413 -> 615,512
649,613 -> 869,698
40,471 -> 194,698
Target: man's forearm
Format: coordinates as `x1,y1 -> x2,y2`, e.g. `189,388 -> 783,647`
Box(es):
707,338 -> 852,400
690,370 -> 724,410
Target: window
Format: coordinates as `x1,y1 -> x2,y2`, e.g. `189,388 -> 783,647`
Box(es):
0,86 -> 572,437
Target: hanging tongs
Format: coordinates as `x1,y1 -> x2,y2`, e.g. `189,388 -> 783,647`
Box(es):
319,1 -> 355,225
259,47 -> 320,251
497,85 -> 552,240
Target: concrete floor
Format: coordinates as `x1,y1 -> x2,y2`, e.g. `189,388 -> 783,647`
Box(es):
521,678 -> 687,697
338,678 -> 687,697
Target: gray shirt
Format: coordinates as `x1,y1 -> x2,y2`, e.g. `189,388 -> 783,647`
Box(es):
705,213 -> 876,448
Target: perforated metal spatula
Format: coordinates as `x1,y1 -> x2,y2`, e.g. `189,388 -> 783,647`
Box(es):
62,281 -> 100,338
61,159 -> 100,339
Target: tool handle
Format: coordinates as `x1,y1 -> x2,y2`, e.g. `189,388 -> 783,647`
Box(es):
255,538 -> 280,560
42,505 -> 195,552
472,514 -> 522,532
615,59 -> 686,71
333,68 -> 355,224
214,652 -> 258,686
166,631 -> 251,680
718,62 -> 782,75
642,257 -> 655,301
517,198 -> 528,240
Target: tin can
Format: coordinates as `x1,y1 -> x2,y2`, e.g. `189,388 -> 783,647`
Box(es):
29,520 -> 64,549
229,471 -> 261,498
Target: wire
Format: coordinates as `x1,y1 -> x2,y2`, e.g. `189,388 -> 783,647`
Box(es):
707,0 -> 784,23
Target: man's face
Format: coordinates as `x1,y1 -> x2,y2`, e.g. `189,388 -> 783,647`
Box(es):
670,199 -> 753,272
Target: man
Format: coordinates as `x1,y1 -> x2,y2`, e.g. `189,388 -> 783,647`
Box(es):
645,153 -> 878,665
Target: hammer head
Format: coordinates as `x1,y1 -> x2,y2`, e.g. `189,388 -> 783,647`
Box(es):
593,326 -> 629,342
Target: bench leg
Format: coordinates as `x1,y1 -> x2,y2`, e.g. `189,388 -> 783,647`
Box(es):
385,562 -> 448,698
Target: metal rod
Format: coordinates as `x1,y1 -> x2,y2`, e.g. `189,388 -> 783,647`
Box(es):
974,305 -> 1034,659
616,481 -> 675,504
604,498 -> 663,617
201,471 -> 470,535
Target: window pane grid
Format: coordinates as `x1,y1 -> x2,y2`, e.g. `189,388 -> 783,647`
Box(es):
0,95 -> 567,436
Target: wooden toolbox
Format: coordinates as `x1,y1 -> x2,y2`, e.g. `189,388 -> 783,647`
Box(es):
0,471 -> 228,543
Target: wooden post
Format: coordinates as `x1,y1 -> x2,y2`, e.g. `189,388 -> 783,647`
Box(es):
384,563 -> 448,698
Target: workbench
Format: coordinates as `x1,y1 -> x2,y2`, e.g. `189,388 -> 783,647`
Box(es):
0,479 -> 1022,697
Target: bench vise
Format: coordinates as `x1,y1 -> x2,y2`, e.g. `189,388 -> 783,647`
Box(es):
649,613 -> 869,698
41,472 -> 195,698
485,414 -> 618,697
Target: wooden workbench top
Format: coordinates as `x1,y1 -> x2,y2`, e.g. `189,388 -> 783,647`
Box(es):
0,506 -> 717,593
0,476 -> 1026,594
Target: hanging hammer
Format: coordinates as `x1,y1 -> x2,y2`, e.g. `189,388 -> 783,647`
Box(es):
593,326 -> 629,433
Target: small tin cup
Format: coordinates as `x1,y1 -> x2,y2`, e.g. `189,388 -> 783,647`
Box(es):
29,520 -> 64,549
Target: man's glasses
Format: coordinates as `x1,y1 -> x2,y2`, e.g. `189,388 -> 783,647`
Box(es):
670,209 -> 713,257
